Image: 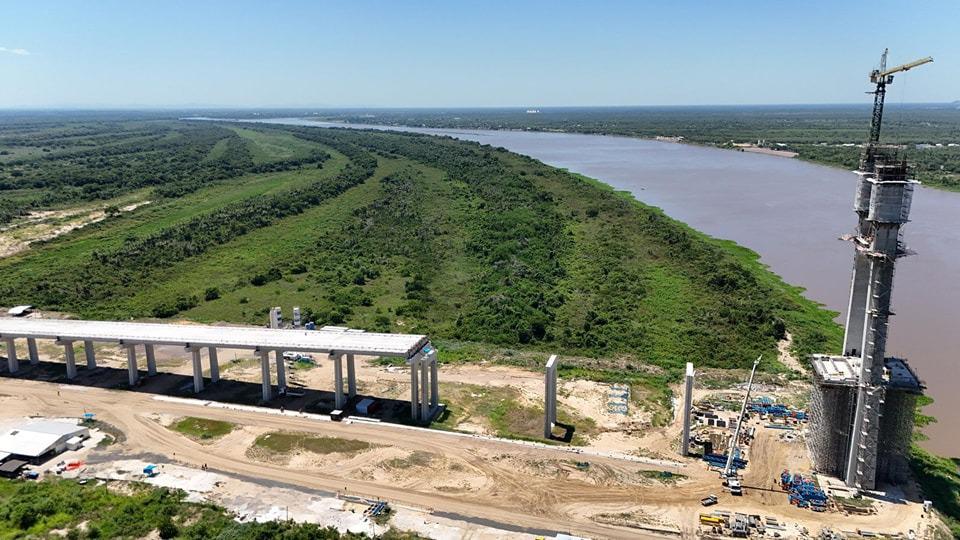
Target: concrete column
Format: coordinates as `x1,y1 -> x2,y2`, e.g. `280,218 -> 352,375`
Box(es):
346,353 -> 356,398
145,344 -> 157,376
126,345 -> 138,386
208,347 -> 220,383
430,354 -> 439,408
842,252 -> 871,356
275,350 -> 286,394
680,362 -> 695,456
27,338 -> 39,365
259,349 -> 272,401
83,341 -> 96,369
420,356 -> 429,422
61,341 -> 77,379
4,338 -> 18,373
333,353 -> 344,409
410,356 -> 420,421
544,355 -> 558,438
190,347 -> 204,393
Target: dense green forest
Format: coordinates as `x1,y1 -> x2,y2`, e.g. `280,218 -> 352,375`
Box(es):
286,104 -> 960,191
0,119 -> 840,374
0,478 -> 420,539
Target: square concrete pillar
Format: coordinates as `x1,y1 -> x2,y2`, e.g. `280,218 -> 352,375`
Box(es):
430,354 -> 439,408
333,353 -> 344,409
190,347 -> 204,393
680,362 -> 695,456
409,356 -> 420,421
274,350 -> 286,394
259,349 -> 272,401
420,357 -> 430,422
126,345 -> 139,386
544,355 -> 558,438
5,338 -> 18,373
27,338 -> 39,365
83,340 -> 96,369
144,344 -> 157,376
60,341 -> 77,379
346,353 -> 356,398
208,347 -> 219,383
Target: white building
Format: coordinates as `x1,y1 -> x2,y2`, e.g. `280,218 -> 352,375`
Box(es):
0,421 -> 89,463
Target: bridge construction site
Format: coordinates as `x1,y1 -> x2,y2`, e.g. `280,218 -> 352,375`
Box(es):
0,51 -> 947,540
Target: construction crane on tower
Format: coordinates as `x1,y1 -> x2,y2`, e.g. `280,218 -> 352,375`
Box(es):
861,49 -> 933,171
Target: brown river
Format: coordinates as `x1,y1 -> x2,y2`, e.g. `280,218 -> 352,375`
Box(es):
245,118 -> 959,456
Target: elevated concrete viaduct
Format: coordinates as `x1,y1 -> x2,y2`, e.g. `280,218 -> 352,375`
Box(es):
0,319 -> 440,423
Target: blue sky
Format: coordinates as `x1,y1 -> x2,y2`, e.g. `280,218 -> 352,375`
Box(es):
1,0 -> 956,108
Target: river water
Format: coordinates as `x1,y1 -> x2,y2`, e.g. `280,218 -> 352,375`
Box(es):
244,118 -> 959,456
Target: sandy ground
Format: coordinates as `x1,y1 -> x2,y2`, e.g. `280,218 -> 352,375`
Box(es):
0,345 -> 942,540
0,201 -> 149,258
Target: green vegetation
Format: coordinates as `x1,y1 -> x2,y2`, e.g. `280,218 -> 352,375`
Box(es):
0,119 -> 840,373
384,451 -> 434,469
911,397 -> 960,537
252,432 -> 372,455
169,417 -> 236,441
0,478 -> 420,539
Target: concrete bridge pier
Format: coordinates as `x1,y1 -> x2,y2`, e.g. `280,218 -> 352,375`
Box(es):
83,340 -> 96,369
430,353 -> 439,408
145,344 -> 157,376
544,355 -> 558,439
258,349 -> 272,402
208,347 -> 219,383
26,338 -> 39,365
274,350 -> 286,395
125,344 -> 138,386
346,353 -> 356,398
333,353 -> 344,409
5,338 -> 19,373
58,340 -> 77,379
189,347 -> 204,393
410,355 -> 420,421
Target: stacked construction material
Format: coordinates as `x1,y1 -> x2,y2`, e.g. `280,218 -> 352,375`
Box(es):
748,401 -> 808,421
780,470 -> 828,512
703,452 -> 747,470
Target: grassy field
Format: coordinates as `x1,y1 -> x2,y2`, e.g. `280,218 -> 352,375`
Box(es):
252,432 -> 373,456
169,417 -> 236,441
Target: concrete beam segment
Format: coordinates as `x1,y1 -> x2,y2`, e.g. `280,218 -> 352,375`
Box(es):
680,362 -> 695,456
83,340 -> 96,369
126,345 -> 138,386
60,341 -> 77,379
346,353 -> 356,398
430,353 -> 439,408
420,356 -> 429,422
410,356 -> 420,421
333,353 -> 344,409
258,349 -> 272,401
5,338 -> 18,373
145,344 -> 157,376
843,251 -> 871,356
26,338 -> 39,365
275,350 -> 286,394
208,347 -> 219,383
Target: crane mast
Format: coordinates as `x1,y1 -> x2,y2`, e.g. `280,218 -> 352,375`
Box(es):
861,49 -> 933,171
723,355 -> 761,479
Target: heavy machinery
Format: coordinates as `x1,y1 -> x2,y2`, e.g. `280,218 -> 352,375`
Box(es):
861,49 -> 933,171
722,356 -> 761,493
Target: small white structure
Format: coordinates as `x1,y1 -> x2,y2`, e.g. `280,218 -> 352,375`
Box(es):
0,421 -> 89,462
544,355 -> 558,438
6,305 -> 32,317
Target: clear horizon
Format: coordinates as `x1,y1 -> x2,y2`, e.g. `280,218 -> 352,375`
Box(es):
2,0 -> 957,109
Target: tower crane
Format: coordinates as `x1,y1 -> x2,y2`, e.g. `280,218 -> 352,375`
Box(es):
862,49 -> 933,170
